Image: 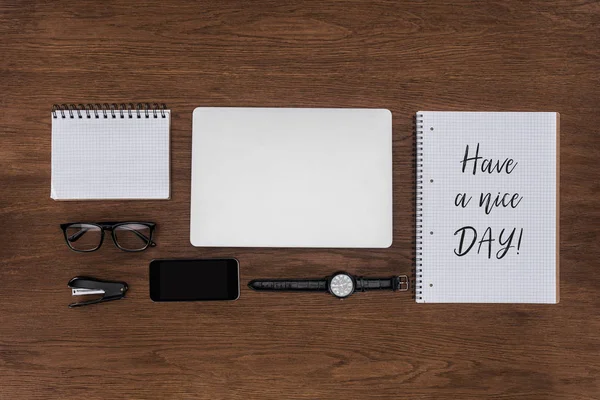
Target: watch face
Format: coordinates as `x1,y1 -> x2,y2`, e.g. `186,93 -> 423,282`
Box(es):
329,273 -> 354,298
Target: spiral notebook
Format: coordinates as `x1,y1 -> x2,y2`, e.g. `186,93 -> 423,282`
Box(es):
416,112 -> 559,303
51,104 -> 171,200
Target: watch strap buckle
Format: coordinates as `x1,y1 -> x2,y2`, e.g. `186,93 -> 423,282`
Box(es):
394,275 -> 410,292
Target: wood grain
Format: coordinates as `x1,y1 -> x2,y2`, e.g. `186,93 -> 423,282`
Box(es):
1,0 -> 599,399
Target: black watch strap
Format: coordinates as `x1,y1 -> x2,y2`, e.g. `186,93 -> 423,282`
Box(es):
248,279 -> 328,291
355,276 -> 409,292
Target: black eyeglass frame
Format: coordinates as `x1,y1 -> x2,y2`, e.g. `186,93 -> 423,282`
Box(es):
60,222 -> 156,252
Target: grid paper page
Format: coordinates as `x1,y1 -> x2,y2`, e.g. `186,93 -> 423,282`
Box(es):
51,111 -> 170,200
417,112 -> 558,303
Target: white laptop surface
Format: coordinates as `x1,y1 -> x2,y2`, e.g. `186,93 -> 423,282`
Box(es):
191,107 -> 393,248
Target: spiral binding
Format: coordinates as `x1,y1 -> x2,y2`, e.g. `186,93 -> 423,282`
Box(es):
51,103 -> 168,119
415,113 -> 424,301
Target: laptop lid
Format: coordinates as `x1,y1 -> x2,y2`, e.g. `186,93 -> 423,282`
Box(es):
191,107 -> 393,248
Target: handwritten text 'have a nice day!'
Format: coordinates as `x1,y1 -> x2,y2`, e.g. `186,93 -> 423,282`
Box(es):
453,143 -> 523,259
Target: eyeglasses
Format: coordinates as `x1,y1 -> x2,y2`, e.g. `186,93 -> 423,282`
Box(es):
60,222 -> 156,252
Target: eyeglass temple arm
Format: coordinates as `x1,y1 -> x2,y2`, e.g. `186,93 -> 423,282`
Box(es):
67,228 -> 89,242
68,226 -> 156,247
120,226 -> 156,247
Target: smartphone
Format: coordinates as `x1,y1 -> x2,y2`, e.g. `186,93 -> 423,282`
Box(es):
149,258 -> 240,301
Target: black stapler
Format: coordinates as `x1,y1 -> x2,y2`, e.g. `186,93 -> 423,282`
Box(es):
68,277 -> 128,308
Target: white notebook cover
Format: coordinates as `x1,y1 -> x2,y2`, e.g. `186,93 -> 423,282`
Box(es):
416,112 -> 559,303
51,110 -> 170,200
190,107 -> 393,248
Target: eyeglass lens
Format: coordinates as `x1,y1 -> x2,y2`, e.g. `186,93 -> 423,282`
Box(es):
65,224 -> 102,251
113,223 -> 152,251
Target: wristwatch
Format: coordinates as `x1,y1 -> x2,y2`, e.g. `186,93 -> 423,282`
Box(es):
248,271 -> 409,299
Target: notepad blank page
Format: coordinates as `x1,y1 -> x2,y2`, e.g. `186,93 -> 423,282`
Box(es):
51,112 -> 170,200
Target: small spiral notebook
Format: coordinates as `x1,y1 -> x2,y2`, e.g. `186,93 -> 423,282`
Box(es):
51,104 -> 170,200
416,112 -> 559,303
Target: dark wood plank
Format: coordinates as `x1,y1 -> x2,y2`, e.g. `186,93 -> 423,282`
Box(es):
1,0 -> 599,399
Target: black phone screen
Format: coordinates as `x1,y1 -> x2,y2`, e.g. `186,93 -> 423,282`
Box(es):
149,259 -> 239,301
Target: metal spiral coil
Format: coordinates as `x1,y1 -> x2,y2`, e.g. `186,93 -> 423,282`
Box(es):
52,103 -> 167,119
415,113 -> 424,300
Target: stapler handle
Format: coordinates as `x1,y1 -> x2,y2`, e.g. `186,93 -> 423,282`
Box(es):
68,277 -> 128,308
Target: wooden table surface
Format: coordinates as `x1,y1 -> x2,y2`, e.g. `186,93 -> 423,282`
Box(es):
1,1 -> 599,399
